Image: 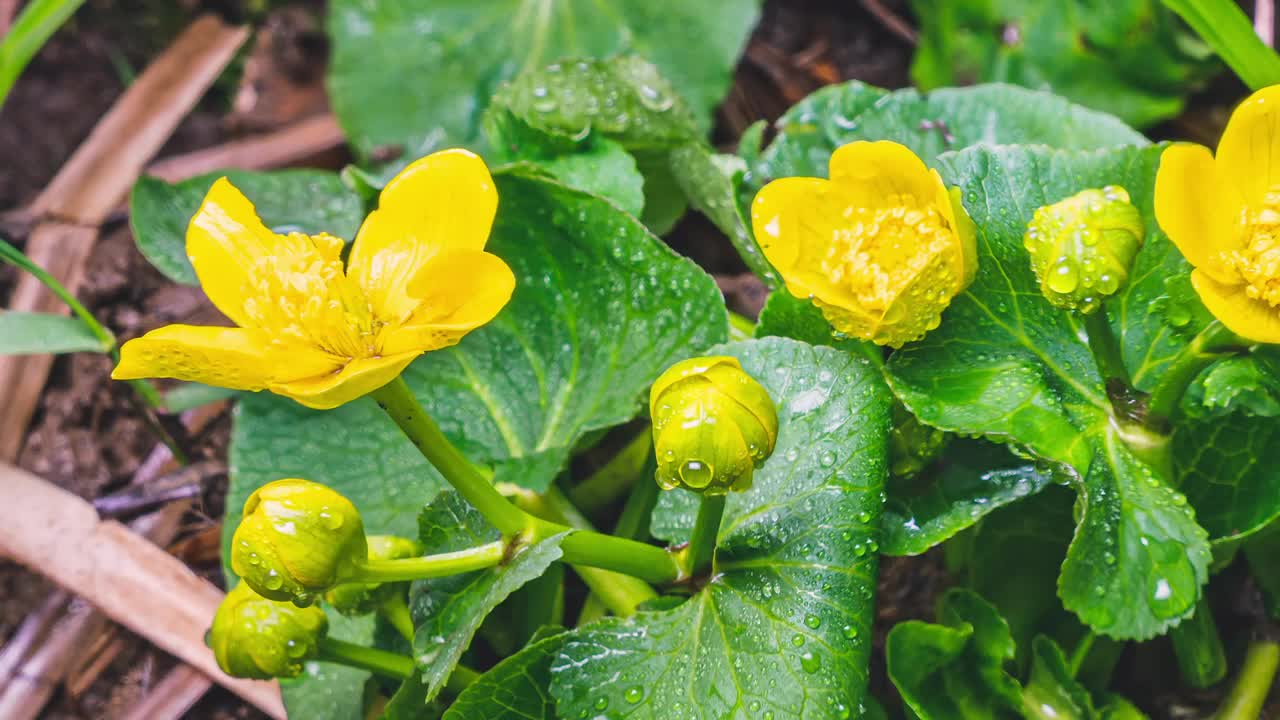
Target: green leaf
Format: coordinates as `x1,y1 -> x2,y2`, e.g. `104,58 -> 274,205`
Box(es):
517,137 -> 646,217
969,486 -> 1078,668
0,311 -> 109,355
1174,413 -> 1280,542
886,144 -> 1210,639
886,588 -> 1024,720
883,439 -> 1053,556
553,337 -> 891,718
670,143 -> 777,280
1021,635 -> 1096,720
326,0 -> 761,162
129,170 -> 363,285
910,0 -> 1216,127
1164,0 -> 1280,92
1183,355 -> 1280,418
224,169 -> 726,563
408,491 -> 565,704
443,630 -> 568,720
755,289 -> 872,354
281,609 -> 376,720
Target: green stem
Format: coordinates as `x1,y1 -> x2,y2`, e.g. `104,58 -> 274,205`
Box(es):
1068,631 -> 1095,679
371,377 -> 528,536
316,637 -> 414,680
379,595 -> 416,645
728,311 -> 756,341
351,541 -> 506,584
1083,310 -> 1129,386
681,494 -> 726,577
568,428 -> 651,515
1171,595 -> 1228,688
1144,320 -> 1243,433
509,486 -> 661,616
577,458 -> 659,626
1214,637 -> 1280,720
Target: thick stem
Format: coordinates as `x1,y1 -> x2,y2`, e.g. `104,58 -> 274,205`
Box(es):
1068,631 -> 1095,679
568,428 -> 651,515
510,486 -> 662,616
316,637 -> 414,680
351,542 -> 506,584
681,494 -> 727,577
1214,637 -> 1280,720
1144,321 -> 1243,433
1084,310 -> 1130,386
371,377 -> 528,536
379,595 -> 416,645
1171,596 -> 1228,688
576,472 -> 659,626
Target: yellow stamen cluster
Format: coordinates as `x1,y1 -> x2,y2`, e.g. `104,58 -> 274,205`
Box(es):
1230,188 -> 1280,307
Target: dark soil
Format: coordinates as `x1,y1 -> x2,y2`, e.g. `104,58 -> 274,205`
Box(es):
1,0 -> 1274,718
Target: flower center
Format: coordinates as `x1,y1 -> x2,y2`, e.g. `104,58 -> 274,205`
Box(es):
1231,188 -> 1280,307
819,193 -> 957,315
241,233 -> 383,359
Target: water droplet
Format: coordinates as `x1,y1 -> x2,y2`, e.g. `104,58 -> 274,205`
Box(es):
799,652 -> 821,673
804,614 -> 821,629
625,686 -> 644,704
842,624 -> 859,640
594,696 -> 609,711
678,459 -> 714,489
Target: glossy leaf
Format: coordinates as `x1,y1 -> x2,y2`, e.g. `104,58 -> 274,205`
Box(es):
406,491 -> 565,705
554,337 -> 890,718
1174,413 -> 1280,543
909,0 -> 1216,127
444,630 -> 567,720
0,311 -> 109,355
886,588 -> 1023,720
224,170 -> 727,562
326,0 -> 761,161
1022,635 -> 1095,720
1183,355 -> 1280,418
883,439 -> 1053,556
887,144 -> 1210,639
129,170 -> 363,285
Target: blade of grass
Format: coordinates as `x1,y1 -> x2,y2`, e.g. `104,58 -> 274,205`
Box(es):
1164,0 -> 1280,90
0,0 -> 87,109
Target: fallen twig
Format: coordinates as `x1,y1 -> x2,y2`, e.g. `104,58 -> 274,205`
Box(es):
1258,0 -> 1275,47
860,0 -> 918,46
120,664 -> 213,720
0,461 -> 286,718
146,112 -> 346,182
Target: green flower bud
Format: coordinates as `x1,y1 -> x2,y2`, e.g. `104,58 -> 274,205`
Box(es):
889,402 -> 950,479
210,582 -> 328,679
649,356 -> 778,495
1023,186 -> 1144,314
325,535 -> 423,615
230,478 -> 367,605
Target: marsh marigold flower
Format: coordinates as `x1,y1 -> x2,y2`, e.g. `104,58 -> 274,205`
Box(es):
112,149 -> 515,409
231,478 -> 367,605
210,581 -> 328,679
650,356 -> 778,495
1155,85 -> 1280,343
1024,186 -> 1144,314
751,141 -> 977,347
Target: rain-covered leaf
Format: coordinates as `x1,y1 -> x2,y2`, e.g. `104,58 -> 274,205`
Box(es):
553,337 -> 890,718
444,630 -> 568,720
327,0 -> 761,162
670,143 -> 775,279
405,491 -> 565,705
129,170 -> 363,285
0,311 -> 109,355
1021,635 -> 1095,720
887,144 -> 1210,639
1174,413 -> 1280,543
883,439 -> 1053,556
909,0 -> 1216,127
225,170 -> 727,561
1183,355 -> 1280,418
281,610 -> 376,720
886,588 -> 1023,719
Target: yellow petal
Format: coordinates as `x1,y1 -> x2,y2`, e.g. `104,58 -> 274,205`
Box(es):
270,352 -> 419,410
1154,143 -> 1241,284
379,249 -> 515,355
348,149 -> 499,325
1216,84 -> 1280,206
111,325 -> 338,390
186,178 -> 282,327
1191,269 -> 1280,343
750,176 -> 850,302
829,140 -> 938,201
943,184 -> 978,289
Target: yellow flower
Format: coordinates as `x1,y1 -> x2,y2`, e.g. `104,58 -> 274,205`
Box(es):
750,140 -> 977,348
1155,85 -> 1280,343
112,149 -> 515,409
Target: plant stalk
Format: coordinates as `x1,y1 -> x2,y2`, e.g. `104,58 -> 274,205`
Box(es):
1171,595 -> 1228,689
1083,310 -> 1130,386
568,427 -> 651,515
316,637 -> 414,680
681,494 -> 727,577
1213,637 -> 1280,720
379,595 -> 416,645
352,541 -> 506,584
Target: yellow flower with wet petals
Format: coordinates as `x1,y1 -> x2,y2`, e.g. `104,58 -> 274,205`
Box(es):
1155,85 -> 1280,343
751,140 -> 977,348
112,149 -> 515,409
